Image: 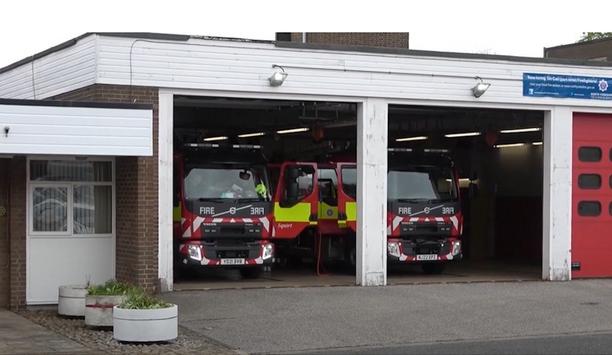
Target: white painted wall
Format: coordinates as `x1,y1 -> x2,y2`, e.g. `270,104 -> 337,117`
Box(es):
0,35 -> 97,100
0,103 -> 153,156
543,107 -> 573,281
357,98 -> 388,286
28,237 -> 114,304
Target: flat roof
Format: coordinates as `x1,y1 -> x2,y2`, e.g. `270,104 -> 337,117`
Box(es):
0,98 -> 152,110
544,36 -> 612,51
1,32 -> 610,76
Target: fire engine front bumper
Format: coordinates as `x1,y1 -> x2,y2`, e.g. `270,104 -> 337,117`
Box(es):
178,240 -> 274,267
387,238 -> 462,263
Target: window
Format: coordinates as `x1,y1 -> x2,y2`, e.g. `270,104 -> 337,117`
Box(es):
578,201 -> 601,216
32,187 -> 68,232
30,160 -> 113,236
578,174 -> 601,189
341,167 -> 357,199
578,147 -> 602,162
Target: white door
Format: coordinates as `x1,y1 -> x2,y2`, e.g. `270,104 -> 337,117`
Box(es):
27,158 -> 115,304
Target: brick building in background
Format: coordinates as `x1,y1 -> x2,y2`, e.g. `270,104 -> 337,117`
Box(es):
544,37 -> 612,62
275,32 -> 409,48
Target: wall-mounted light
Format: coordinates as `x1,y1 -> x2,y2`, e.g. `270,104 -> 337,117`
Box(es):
238,132 -> 266,138
276,127 -> 309,134
269,64 -> 288,87
471,76 -> 491,98
203,136 -> 228,142
395,136 -> 428,142
500,127 -> 542,134
445,132 -> 481,138
532,141 -> 543,146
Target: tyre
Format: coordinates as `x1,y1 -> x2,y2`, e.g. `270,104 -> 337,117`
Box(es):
421,263 -> 445,275
240,266 -> 264,279
343,240 -> 356,273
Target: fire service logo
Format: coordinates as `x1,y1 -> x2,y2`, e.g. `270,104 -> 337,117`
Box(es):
599,79 -> 609,92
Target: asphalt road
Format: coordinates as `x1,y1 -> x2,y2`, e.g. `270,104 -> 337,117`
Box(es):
164,279 -> 612,354
294,332 -> 612,354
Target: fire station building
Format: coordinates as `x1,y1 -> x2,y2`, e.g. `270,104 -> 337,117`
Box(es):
1,32 -> 611,309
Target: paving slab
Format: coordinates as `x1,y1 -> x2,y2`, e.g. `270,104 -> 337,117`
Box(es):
0,310 -> 88,354
166,279 -> 612,354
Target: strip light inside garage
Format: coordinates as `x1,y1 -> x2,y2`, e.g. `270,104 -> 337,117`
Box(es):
500,127 -> 542,133
238,132 -> 266,138
444,132 -> 481,138
494,143 -> 525,148
276,127 -> 309,134
395,136 -> 428,142
203,136 -> 228,142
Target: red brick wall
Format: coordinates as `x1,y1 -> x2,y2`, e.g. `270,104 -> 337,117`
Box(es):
52,84 -> 160,292
0,159 -> 9,308
9,158 -> 26,310
282,32 -> 409,48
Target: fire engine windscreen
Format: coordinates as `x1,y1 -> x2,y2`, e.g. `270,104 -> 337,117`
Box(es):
184,166 -> 270,201
387,166 -> 457,202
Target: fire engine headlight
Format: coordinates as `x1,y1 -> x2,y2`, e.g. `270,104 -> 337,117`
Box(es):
188,244 -> 202,261
387,241 -> 401,258
452,240 -> 462,256
262,243 -> 274,260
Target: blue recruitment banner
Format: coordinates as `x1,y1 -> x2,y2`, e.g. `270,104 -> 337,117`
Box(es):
523,73 -> 611,100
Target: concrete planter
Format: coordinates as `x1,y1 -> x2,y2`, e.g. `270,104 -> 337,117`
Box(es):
113,305 -> 178,343
113,305 -> 178,342
84,295 -> 126,327
58,285 -> 88,317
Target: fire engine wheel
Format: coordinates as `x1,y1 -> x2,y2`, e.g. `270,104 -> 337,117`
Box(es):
344,244 -> 356,272
240,266 -> 264,279
421,263 -> 446,275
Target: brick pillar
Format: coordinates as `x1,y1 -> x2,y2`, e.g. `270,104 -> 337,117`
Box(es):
0,159 -> 9,308
9,157 -> 26,309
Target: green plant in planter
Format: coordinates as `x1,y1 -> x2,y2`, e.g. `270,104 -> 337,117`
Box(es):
87,280 -> 134,296
119,289 -> 172,309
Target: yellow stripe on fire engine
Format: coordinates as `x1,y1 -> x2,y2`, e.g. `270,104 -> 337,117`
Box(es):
345,201 -> 357,221
173,204 -> 182,222
273,202 -> 316,223
318,202 -> 338,220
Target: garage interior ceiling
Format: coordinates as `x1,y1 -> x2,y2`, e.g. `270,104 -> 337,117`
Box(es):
174,96 -> 543,146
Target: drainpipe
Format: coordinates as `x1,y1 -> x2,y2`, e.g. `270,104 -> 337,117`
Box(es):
302,32 -> 306,43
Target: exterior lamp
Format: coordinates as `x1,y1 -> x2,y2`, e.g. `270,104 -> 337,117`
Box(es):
268,65 -> 288,87
471,76 -> 491,98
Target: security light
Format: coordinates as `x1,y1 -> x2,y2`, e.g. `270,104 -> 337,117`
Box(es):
395,136 -> 428,142
268,65 -> 288,87
500,127 -> 542,134
471,76 -> 491,98
444,132 -> 481,138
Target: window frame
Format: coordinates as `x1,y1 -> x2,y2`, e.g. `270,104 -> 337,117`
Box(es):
27,157 -> 115,239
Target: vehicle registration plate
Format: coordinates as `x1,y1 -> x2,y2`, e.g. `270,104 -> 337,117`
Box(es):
220,258 -> 246,265
416,254 -> 438,261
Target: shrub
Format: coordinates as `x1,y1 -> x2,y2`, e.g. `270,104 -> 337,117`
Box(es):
118,289 -> 172,309
87,280 -> 134,296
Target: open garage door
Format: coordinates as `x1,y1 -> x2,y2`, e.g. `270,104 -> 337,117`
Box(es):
572,113 -> 612,278
172,96 -> 359,290
387,105 -> 544,283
